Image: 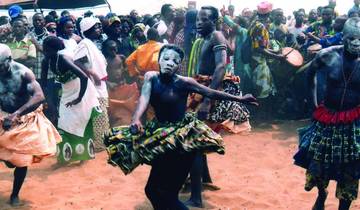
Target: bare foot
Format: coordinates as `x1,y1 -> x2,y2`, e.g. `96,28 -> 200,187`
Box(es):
184,199 -> 203,208
9,196 -> 24,207
203,183 -> 221,191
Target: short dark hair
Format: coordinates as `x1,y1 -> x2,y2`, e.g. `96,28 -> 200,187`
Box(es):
158,44 -> 185,62
44,15 -> 55,24
32,12 -> 43,19
120,16 -> 133,29
43,36 -> 65,52
161,4 -> 173,16
147,27 -> 159,41
61,10 -> 70,17
201,6 -> 219,22
272,8 -> 283,14
235,16 -> 249,28
0,16 -> 9,25
49,10 -> 57,17
102,39 -> 117,57
322,6 -> 334,13
10,18 -> 24,26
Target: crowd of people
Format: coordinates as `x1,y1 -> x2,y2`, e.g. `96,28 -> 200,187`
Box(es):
0,0 -> 360,209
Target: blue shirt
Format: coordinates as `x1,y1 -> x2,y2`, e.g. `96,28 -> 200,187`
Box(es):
319,32 -> 343,48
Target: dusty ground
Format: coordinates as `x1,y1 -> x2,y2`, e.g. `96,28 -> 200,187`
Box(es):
0,120 -> 359,210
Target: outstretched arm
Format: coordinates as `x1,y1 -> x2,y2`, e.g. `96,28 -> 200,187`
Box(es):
186,77 -> 257,105
130,71 -> 155,132
306,32 -> 321,44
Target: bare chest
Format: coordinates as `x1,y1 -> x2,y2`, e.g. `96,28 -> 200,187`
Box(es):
0,72 -> 27,109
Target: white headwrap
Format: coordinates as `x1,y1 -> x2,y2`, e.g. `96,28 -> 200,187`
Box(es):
80,17 -> 101,36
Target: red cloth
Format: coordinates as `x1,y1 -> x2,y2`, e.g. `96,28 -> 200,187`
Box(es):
257,1 -> 273,15
313,104 -> 360,124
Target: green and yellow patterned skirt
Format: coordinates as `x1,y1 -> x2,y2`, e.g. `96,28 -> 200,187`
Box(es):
104,113 -> 225,175
57,108 -> 101,164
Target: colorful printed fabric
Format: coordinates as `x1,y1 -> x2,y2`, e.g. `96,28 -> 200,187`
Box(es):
250,54 -> 276,98
223,15 -> 252,91
269,39 -> 285,53
208,79 -> 250,124
174,28 -> 187,76
305,21 -> 335,38
6,37 -> 36,70
103,112 -> 224,175
53,62 -> 78,84
57,108 -> 100,163
187,74 -> 251,133
0,106 -> 61,167
305,171 -> 359,201
294,118 -> 360,181
249,20 -> 270,50
93,97 -> 110,152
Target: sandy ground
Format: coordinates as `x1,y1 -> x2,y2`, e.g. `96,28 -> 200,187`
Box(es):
1,120 -> 360,210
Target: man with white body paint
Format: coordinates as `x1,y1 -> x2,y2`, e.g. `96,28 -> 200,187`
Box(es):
0,44 -> 61,206
294,17 -> 360,210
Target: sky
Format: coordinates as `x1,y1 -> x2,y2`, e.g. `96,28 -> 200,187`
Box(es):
103,0 -> 353,15
0,0 -> 355,16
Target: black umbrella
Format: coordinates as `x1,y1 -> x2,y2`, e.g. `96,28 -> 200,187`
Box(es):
0,0 -> 110,10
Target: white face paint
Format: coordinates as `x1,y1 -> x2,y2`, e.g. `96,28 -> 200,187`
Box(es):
159,48 -> 181,75
346,36 -> 360,54
0,44 -> 12,76
343,18 -> 360,54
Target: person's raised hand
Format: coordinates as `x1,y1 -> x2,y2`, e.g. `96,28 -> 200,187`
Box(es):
130,119 -> 143,135
241,94 -> 259,106
2,112 -> 19,131
66,98 -> 81,107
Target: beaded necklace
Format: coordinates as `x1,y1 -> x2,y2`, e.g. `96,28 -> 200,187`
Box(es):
339,51 -> 360,109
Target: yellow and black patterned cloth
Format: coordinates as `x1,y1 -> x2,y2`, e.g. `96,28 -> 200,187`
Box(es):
103,113 -> 224,175
294,105 -> 360,201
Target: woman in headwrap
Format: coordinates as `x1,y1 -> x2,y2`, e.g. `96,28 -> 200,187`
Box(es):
57,16 -> 82,56
42,36 -> 100,164
129,23 -> 147,49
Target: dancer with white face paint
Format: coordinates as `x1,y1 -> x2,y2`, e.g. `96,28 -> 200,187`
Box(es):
159,47 -> 182,75
294,17 -> 360,210
104,44 -> 258,210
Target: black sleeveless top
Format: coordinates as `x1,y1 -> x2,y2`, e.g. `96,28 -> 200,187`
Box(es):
149,75 -> 190,123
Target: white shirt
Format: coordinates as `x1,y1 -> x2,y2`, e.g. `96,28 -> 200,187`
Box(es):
59,37 -> 78,58
74,38 -> 108,98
